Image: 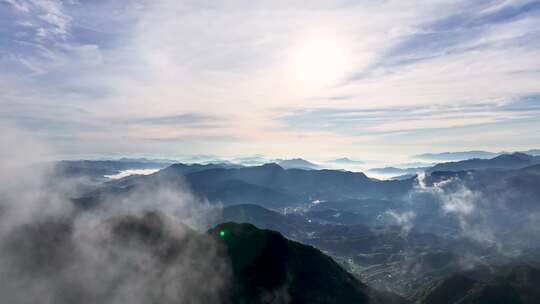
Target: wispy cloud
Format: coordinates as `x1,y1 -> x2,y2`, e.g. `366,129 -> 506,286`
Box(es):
280,96 -> 540,134
129,113 -> 224,128
3,0 -> 72,40
0,0 -> 539,158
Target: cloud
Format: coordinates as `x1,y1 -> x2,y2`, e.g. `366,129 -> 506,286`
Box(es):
386,210 -> 416,235
1,0 -> 539,158
407,173 -> 501,247
279,96 -> 540,135
104,168 -> 160,180
3,0 -> 31,12
129,113 -> 225,128
0,124 -> 231,303
3,0 -> 72,39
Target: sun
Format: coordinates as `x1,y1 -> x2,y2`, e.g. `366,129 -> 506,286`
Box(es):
289,35 -> 349,88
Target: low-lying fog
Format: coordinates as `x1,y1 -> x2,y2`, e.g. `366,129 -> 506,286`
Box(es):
105,169 -> 161,179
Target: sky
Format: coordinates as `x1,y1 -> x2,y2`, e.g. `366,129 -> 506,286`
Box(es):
1,0 -> 539,161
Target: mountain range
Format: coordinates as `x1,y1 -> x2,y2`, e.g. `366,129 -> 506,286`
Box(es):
330,158 -> 365,164
87,162 -> 413,210
415,149 -> 540,161
276,158 -> 321,170
367,152 -> 540,178
14,151 -> 540,303
426,152 -> 540,172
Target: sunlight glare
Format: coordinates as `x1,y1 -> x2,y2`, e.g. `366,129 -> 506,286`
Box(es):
289,35 -> 350,88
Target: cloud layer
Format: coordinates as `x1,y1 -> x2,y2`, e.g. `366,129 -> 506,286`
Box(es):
1,0 -> 539,159
0,124 -> 230,304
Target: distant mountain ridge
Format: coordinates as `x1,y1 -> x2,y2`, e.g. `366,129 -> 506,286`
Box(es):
96,162 -> 414,209
427,152 -> 540,172
367,152 -> 540,177
53,159 -> 174,181
415,149 -> 540,161
330,157 -> 365,164
415,151 -> 499,161
368,166 -> 427,175
276,158 -> 321,169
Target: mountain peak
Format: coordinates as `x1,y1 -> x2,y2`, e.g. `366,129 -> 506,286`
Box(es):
260,162 -> 284,170
209,222 -> 397,304
495,152 -> 533,161
277,158 -> 320,170
332,157 -> 364,164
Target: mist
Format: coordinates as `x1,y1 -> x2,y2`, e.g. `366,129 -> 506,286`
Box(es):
104,169 -> 161,180
395,171 -> 540,255
0,126 -> 231,304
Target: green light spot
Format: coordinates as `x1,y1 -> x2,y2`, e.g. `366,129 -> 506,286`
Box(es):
219,230 -> 226,237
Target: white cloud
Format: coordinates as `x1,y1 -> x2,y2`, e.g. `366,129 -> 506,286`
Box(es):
411,173 -> 497,245
1,0 -> 539,158
386,210 -> 416,235
5,0 -> 72,39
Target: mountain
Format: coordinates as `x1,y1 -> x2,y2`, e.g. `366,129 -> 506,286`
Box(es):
213,204 -> 490,298
182,164 -> 412,204
53,159 -> 173,180
391,174 -> 417,180
217,204 -> 312,239
416,264 -> 540,304
276,158 -> 321,170
414,151 -> 499,161
107,162 -> 243,186
231,155 -> 268,166
21,159 -> 540,301
413,164 -> 540,242
331,158 -> 365,164
210,222 -> 407,304
522,149 -> 540,156
520,163 -> 540,173
427,153 -> 540,172
2,211 -> 408,304
92,163 -> 414,210
415,150 -> 540,161
217,202 -> 386,238
368,167 -> 426,175
158,162 -> 244,176
88,156 -> 539,241
305,198 -> 400,226
116,157 -> 177,164
370,152 -> 540,177
368,167 -> 408,175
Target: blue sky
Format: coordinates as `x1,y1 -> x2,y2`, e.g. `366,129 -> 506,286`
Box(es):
1,0 -> 539,161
